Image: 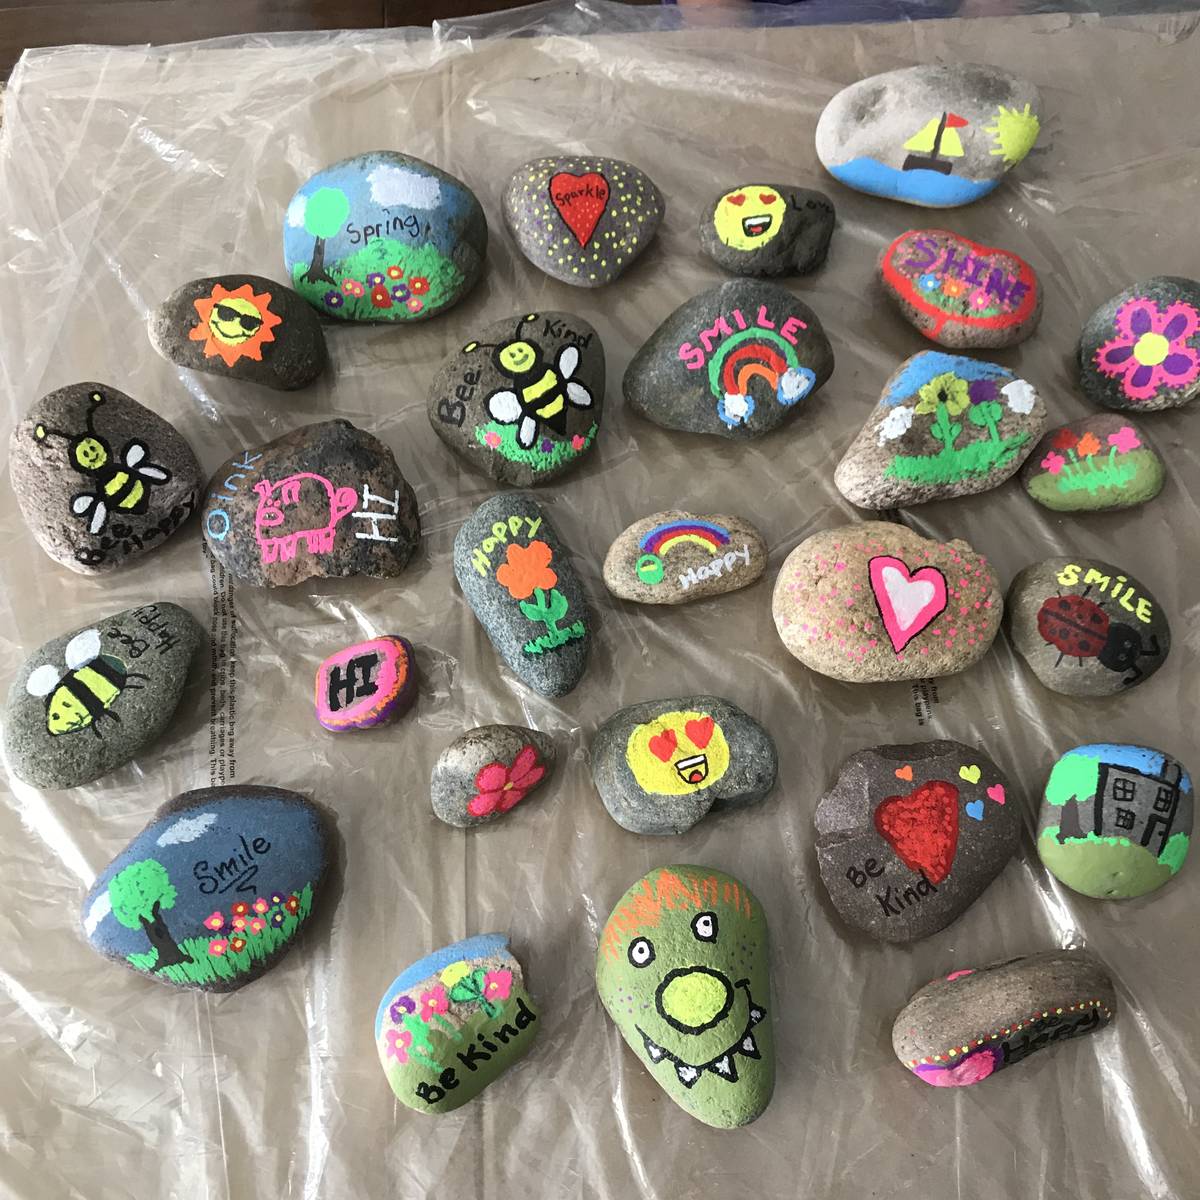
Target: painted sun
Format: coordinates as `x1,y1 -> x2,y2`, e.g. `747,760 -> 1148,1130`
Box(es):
985,103 -> 1041,168
189,283 -> 282,367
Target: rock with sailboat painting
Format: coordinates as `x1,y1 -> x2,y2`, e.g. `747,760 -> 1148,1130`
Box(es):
815,65 -> 1042,208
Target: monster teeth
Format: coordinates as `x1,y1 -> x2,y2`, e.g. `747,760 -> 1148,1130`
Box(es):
642,1034 -> 666,1063
749,1007 -> 764,1026
740,1033 -> 760,1059
710,1054 -> 739,1082
675,1063 -> 701,1088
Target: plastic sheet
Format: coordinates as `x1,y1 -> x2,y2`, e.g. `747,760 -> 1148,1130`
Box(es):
1,3 -> 1199,1197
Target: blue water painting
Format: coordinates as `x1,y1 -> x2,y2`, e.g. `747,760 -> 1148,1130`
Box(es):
828,157 -> 996,207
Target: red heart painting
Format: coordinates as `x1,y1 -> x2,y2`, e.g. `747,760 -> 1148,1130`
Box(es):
685,716 -> 715,748
648,728 -> 678,762
549,171 -> 610,247
874,780 -> 960,884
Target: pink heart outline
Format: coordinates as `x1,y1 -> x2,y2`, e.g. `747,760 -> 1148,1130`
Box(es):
986,783 -> 1006,805
868,555 -> 949,653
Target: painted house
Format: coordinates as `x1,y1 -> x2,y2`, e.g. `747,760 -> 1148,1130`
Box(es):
1093,758 -> 1183,855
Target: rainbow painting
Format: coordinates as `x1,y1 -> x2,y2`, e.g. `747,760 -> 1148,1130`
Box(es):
706,329 -> 816,429
639,520 -> 732,557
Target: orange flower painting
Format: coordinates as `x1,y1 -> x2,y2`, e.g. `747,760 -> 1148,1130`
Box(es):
1075,431 -> 1102,458
496,540 -> 557,599
190,283 -> 282,367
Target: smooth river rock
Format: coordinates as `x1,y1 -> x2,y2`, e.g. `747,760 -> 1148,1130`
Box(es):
314,635 -> 417,732
597,864 -> 774,1127
816,64 -> 1042,207
9,382 -> 201,574
816,740 -> 1020,943
1038,743 -> 1191,899
698,183 -> 835,277
623,280 -> 834,439
431,725 -> 556,828
835,351 -> 1045,509
772,521 -> 1003,682
4,603 -> 202,789
202,420 -> 420,587
591,697 -> 777,835
892,950 -> 1116,1087
1006,556 -> 1169,696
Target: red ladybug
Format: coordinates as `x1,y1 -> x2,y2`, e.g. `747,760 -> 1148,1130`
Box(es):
1037,591 -> 1160,684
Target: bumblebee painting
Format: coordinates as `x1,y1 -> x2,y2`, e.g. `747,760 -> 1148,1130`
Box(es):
25,628 -> 149,738
34,390 -> 171,535
467,314 -> 594,450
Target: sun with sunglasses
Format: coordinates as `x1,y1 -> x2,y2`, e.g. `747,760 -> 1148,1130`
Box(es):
189,282 -> 283,367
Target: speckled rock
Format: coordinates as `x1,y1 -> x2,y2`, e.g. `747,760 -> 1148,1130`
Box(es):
81,785 -> 329,991
597,864 -> 774,1127
623,280 -> 834,439
879,229 -> 1041,348
283,151 -> 486,323
202,420 -> 420,588
892,950 -> 1116,1087
1038,743 -> 1191,899
431,725 -> 556,828
699,184 -> 834,277
591,697 -> 776,835
816,64 -> 1042,208
453,493 -> 590,698
503,156 -> 663,287
427,311 -> 604,486
834,351 -> 1045,509
602,511 -> 766,605
1006,557 -> 1169,696
9,383 -> 201,574
772,521 -> 1003,682
4,603 -> 202,789
816,741 -> 1020,943
314,636 -> 417,731
375,933 -> 539,1114
1078,276 -> 1200,412
1021,416 -> 1165,512
148,274 -> 327,390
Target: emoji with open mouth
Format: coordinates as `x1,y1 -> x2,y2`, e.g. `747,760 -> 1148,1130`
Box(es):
625,709 -> 730,795
596,864 -> 774,1127
714,185 -> 784,251
700,184 -> 836,278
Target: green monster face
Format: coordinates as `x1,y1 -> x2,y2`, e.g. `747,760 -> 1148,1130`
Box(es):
72,436 -> 108,471
596,864 -> 774,1128
497,340 -> 537,376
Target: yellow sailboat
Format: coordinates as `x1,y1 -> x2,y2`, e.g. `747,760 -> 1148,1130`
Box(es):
902,112 -> 968,175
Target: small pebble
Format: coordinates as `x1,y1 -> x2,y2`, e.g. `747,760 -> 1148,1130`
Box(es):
431,725 -> 555,828
314,636 -> 416,732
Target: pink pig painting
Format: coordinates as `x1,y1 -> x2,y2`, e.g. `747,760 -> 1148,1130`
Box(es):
253,473 -> 358,564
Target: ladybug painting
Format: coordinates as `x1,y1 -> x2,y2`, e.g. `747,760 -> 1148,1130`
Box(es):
1036,590 -> 1161,685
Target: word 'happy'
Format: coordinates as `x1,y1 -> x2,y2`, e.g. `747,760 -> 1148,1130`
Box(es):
469,515 -> 543,576
678,307 -> 807,370
679,545 -> 751,591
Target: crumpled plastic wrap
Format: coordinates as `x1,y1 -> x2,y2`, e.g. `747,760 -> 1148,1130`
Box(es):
1,3 -> 1198,1197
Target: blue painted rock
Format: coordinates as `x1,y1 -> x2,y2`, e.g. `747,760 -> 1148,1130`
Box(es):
430,725 -> 555,828
4,603 -> 202,789
202,420 -> 420,587
427,311 -> 604,487
833,351 -> 1046,508
375,933 -> 539,1113
1038,743 -> 1191,899
9,383 -> 201,574
314,636 -> 417,731
596,865 -> 774,1127
893,950 -> 1115,1087
816,64 -> 1042,208
622,280 -> 834,439
453,493 -> 590,697
503,156 -> 663,287
81,785 -> 330,991
699,183 -> 835,277
149,274 -> 327,390
283,151 -> 486,323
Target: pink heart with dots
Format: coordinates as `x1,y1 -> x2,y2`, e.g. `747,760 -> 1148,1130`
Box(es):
868,555 -> 949,653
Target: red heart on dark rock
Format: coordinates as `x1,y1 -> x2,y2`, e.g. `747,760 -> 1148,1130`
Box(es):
874,780 -> 960,884
549,171 -> 610,247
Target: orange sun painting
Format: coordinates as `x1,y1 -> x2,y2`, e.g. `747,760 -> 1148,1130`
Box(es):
189,283 -> 282,367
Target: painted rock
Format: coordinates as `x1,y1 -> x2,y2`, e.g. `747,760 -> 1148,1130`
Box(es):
772,521 -> 1002,682
1006,557 -> 1169,696
375,933 -> 539,1114
148,274 -> 327,391
427,311 -> 604,487
591,697 -> 776,835
1021,416 -> 1165,512
81,785 -> 328,991
4,603 -> 202,790
453,493 -> 590,697
503,156 -> 663,287
431,725 -> 555,828
314,636 -> 416,732
596,864 -> 774,1127
815,64 -> 1041,208
892,950 -> 1116,1087
202,420 -> 420,588
602,511 -> 766,606
1038,743 -> 1191,899
816,741 -> 1020,943
834,351 -> 1045,509
698,184 -> 835,277
9,383 -> 202,575
283,151 -> 486,323
878,229 -> 1041,348
623,280 -> 834,439
1078,276 -> 1200,412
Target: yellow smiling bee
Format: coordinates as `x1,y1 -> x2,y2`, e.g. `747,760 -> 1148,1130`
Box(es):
713,186 -> 785,252
25,628 -> 149,738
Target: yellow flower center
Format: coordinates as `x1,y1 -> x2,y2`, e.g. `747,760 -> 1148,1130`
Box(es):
1134,332 -> 1169,366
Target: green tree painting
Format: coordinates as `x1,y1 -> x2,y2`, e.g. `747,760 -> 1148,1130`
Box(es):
302,186 -> 351,285
109,858 -> 192,971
